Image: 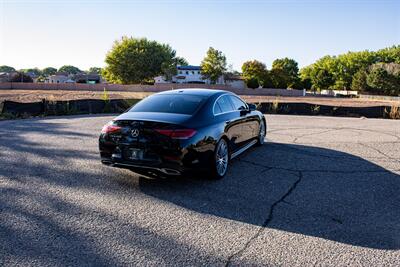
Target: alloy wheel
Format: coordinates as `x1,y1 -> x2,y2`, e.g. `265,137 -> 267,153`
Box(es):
215,140 -> 229,177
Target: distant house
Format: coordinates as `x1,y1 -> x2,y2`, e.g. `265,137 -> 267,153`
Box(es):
224,74 -> 245,89
154,75 -> 168,84
0,71 -> 20,82
155,65 -> 225,85
25,71 -> 40,83
0,72 -> 11,83
45,72 -> 70,84
44,72 -> 101,84
74,73 -> 101,84
173,66 -> 205,84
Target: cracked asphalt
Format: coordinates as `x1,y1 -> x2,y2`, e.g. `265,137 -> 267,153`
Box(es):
1,114 -> 399,266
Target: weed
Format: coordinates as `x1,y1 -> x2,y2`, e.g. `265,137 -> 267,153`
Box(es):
385,104 -> 400,119
271,99 -> 279,114
311,105 -> 320,115
102,88 -> 110,102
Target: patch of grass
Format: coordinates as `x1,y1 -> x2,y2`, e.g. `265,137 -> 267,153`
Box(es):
0,112 -> 17,120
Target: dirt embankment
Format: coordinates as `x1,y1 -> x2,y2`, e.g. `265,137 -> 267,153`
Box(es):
0,89 -> 398,107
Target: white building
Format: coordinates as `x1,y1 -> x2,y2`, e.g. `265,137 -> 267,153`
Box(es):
172,66 -> 206,84
155,65 -> 225,85
45,72 -> 70,84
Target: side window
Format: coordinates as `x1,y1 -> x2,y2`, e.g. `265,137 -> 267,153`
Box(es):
214,95 -> 234,114
214,103 -> 222,114
229,96 -> 247,111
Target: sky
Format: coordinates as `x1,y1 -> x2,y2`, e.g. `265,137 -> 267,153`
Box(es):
0,0 -> 399,71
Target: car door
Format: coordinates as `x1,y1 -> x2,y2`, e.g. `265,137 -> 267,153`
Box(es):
213,95 -> 245,151
228,95 -> 260,142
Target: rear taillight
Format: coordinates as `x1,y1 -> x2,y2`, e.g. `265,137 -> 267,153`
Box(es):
155,129 -> 196,139
101,123 -> 121,134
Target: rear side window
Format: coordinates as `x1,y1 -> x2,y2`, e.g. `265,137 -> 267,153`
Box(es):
214,95 -> 234,114
129,94 -> 206,115
229,96 -> 247,111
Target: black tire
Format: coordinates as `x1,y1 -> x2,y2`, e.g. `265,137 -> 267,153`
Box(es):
211,139 -> 229,179
256,120 -> 266,146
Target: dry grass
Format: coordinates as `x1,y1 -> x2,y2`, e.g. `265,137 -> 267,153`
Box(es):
385,104 -> 400,119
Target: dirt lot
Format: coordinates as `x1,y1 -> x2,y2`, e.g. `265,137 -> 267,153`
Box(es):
0,89 -> 398,107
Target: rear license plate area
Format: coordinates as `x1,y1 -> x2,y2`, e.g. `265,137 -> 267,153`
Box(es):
126,148 -> 143,160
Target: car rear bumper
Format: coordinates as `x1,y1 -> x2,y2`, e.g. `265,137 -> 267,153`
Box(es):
101,157 -> 185,175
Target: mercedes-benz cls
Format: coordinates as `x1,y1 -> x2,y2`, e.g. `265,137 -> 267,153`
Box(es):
99,89 -> 266,179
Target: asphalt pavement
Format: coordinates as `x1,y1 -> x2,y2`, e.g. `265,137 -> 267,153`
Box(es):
0,114 -> 399,266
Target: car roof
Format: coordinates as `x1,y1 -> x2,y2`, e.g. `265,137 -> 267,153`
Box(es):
157,88 -> 230,97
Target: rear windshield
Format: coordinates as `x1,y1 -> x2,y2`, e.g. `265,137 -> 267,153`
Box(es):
129,94 -> 207,115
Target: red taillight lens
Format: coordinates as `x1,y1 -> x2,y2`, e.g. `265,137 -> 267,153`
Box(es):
155,129 -> 196,139
101,124 -> 121,134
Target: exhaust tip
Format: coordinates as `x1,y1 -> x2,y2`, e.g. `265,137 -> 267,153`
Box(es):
160,168 -> 181,175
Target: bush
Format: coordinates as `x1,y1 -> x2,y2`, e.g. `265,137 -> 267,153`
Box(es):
10,73 -> 33,83
246,77 -> 259,89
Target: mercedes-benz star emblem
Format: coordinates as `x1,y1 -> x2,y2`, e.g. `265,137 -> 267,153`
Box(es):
131,128 -> 139,137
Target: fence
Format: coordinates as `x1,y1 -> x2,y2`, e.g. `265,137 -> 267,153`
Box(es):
359,94 -> 400,101
0,82 -> 305,97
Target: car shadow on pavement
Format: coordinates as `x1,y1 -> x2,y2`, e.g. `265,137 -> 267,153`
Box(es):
0,119 -> 231,266
138,142 -> 400,250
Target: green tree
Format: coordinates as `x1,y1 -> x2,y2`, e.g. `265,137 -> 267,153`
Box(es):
242,60 -> 266,81
200,47 -> 227,84
161,56 -> 189,81
270,68 -> 291,89
103,36 -> 179,84
246,77 -> 259,89
271,58 -> 300,88
311,68 -> 334,91
88,67 -> 102,74
241,60 -> 275,88
272,58 -> 299,78
0,65 -> 15,73
20,68 -> 42,76
58,65 -> 82,75
376,45 -> 400,64
366,63 -> 400,96
42,67 -> 57,76
10,73 -> 33,83
299,65 -> 313,90
351,69 -> 369,91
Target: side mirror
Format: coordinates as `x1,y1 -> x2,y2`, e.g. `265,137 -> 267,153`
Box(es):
248,103 -> 257,111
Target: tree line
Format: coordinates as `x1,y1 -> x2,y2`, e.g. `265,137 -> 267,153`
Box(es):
0,65 -> 102,82
300,46 -> 400,96
102,37 -> 399,96
2,35 -> 398,96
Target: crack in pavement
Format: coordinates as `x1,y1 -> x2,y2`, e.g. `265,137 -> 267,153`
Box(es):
269,126 -> 400,143
225,170 -> 303,266
292,128 -> 345,143
238,158 -> 399,174
358,143 -> 400,164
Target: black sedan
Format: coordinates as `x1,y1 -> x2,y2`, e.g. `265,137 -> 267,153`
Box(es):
99,89 -> 266,179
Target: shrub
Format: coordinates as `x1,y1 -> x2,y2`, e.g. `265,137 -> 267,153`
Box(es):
246,77 -> 259,89
351,70 -> 369,91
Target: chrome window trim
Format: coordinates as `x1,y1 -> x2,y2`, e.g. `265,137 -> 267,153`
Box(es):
229,95 -> 249,111
213,93 -> 235,116
213,93 -> 249,116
